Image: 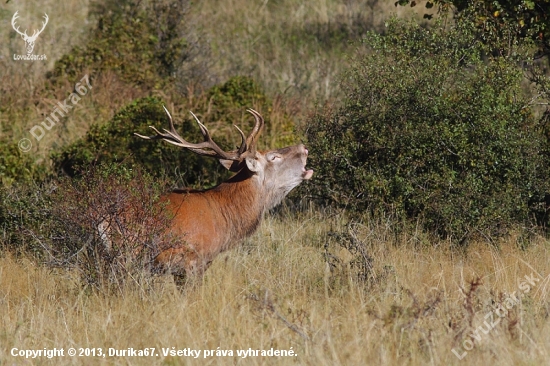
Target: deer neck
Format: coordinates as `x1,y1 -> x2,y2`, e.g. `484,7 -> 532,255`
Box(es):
211,170 -> 266,241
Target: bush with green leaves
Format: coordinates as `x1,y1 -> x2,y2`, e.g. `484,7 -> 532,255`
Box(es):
306,18 -> 549,239
51,96 -> 229,188
0,138 -> 48,187
205,76 -> 299,147
206,76 -> 269,120
397,0 -> 550,57
47,0 -> 205,89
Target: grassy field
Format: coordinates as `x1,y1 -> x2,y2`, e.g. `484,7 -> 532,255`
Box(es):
1,208 -> 549,365
2,0 -> 550,365
192,0 -> 429,102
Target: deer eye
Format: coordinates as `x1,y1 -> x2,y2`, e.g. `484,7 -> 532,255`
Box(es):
268,153 -> 281,161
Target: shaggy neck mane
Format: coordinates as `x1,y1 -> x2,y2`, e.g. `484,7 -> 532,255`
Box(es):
208,169 -> 267,243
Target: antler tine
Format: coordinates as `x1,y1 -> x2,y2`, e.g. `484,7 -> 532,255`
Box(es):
189,111 -> 248,160
189,111 -> 211,138
155,108 -> 211,152
134,106 -> 183,145
135,106 -> 242,160
36,13 -> 48,33
11,11 -> 28,37
134,125 -> 186,147
161,105 -> 188,143
162,105 -> 176,132
233,125 -> 247,154
11,10 -> 18,26
245,109 -> 265,153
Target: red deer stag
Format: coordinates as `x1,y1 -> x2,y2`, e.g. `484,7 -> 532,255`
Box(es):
135,107 -> 313,279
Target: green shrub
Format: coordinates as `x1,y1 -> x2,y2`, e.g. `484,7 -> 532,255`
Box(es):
47,0 -> 198,89
207,76 -> 268,118
306,18 -> 549,239
397,0 -> 550,57
51,96 -> 228,187
0,138 -> 48,187
205,76 -> 298,148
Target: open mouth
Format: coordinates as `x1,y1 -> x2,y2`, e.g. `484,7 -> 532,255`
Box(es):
302,168 -> 314,180
302,147 -> 313,179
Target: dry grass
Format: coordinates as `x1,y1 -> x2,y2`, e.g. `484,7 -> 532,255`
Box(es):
1,208 -> 549,365
0,0 -> 91,130
0,0 -> 146,162
194,0 -> 432,104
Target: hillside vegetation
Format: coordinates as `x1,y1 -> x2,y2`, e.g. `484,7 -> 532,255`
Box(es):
1,0 -> 550,365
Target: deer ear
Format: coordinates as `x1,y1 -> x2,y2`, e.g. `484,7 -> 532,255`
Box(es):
245,156 -> 262,172
219,159 -> 234,170
219,159 -> 242,172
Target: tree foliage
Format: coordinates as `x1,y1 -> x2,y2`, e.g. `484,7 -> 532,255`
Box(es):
397,0 -> 550,56
306,18 -> 550,239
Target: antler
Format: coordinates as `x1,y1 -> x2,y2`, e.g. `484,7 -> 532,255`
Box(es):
11,11 -> 27,38
30,13 -> 49,41
11,12 -> 48,41
135,106 -> 264,162
244,109 -> 264,155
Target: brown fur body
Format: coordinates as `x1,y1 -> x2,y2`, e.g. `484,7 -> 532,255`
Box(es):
156,144 -> 313,277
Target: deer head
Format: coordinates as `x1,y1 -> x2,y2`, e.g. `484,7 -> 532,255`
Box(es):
11,11 -> 49,55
